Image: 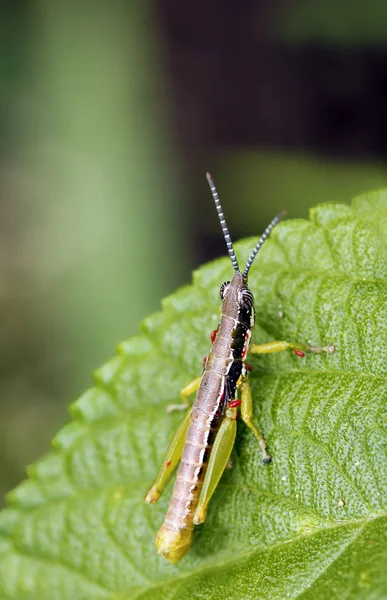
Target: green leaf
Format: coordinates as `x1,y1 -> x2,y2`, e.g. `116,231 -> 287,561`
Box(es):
1,190 -> 387,599
276,0 -> 387,44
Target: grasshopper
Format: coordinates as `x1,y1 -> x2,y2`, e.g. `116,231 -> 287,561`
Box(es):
145,173 -> 334,562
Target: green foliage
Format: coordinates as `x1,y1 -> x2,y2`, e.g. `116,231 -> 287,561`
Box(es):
217,150 -> 387,233
276,0 -> 387,43
1,191 -> 387,599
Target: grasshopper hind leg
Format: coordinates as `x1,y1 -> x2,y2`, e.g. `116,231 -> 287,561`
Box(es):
145,375 -> 202,503
146,374 -> 202,560
145,407 -> 192,504
193,408 -> 237,525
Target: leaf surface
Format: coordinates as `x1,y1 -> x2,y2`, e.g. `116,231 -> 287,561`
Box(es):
1,191 -> 387,599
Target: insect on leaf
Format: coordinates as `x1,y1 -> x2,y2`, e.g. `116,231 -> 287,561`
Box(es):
1,190 -> 387,599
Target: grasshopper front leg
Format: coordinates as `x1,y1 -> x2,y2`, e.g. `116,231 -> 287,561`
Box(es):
249,340 -> 335,357
167,376 -> 202,412
244,340 -> 334,462
239,377 -> 271,463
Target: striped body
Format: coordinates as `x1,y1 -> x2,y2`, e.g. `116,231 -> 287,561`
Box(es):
156,271 -> 255,561
150,172 -> 284,562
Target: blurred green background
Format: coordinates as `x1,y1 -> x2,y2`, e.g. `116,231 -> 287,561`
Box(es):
1,1 -> 387,501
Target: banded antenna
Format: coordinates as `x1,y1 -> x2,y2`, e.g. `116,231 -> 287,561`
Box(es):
206,172 -> 240,273
243,210 -> 287,278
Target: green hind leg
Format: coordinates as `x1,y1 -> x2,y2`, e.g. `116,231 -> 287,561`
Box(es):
145,407 -> 192,504
146,375 -> 201,503
193,408 -> 237,525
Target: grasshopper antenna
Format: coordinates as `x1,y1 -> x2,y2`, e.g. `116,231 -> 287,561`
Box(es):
243,210 -> 287,279
206,172 -> 240,273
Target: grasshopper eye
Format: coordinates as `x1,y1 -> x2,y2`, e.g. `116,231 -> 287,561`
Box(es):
220,281 -> 230,300
239,288 -> 254,309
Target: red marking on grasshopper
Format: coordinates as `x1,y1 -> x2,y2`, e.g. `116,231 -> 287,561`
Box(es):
210,329 -> 217,343
294,349 -> 305,358
229,400 -> 242,408
245,362 -> 253,372
166,461 -> 171,467
203,356 -> 207,368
